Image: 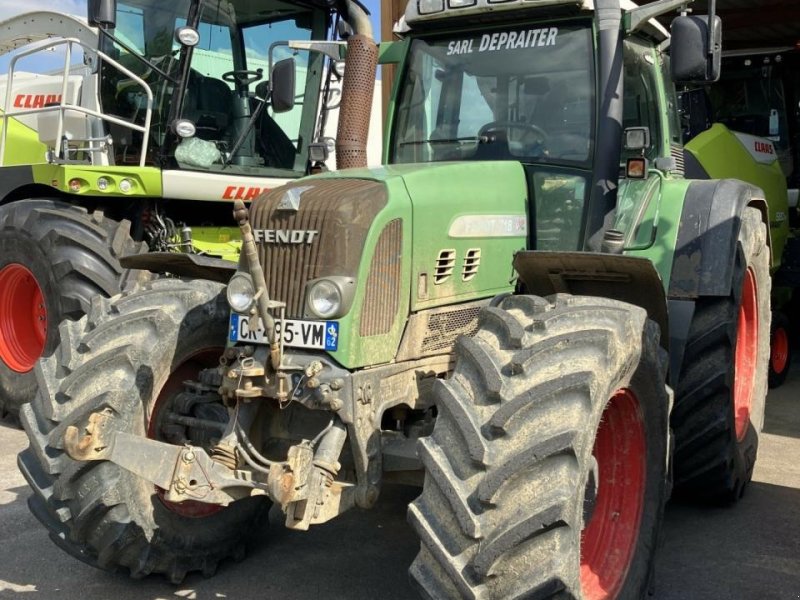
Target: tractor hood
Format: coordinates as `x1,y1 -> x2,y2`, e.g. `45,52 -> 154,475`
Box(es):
246,161 -> 528,368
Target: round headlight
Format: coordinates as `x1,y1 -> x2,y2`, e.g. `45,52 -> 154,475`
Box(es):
227,273 -> 255,313
308,279 -> 341,319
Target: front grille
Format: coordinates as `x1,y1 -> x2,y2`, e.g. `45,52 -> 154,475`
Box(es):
360,219 -> 403,337
250,179 -> 387,317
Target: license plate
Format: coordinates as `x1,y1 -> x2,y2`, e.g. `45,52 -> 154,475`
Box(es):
229,313 -> 339,351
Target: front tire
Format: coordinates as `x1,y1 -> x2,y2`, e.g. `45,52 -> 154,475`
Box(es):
409,294 -> 671,599
17,279 -> 269,583
0,199 -> 146,417
671,207 -> 770,502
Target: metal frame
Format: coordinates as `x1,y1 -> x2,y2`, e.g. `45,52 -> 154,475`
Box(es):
0,38 -> 154,168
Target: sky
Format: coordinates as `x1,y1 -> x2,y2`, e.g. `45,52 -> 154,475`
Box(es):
0,0 -> 382,38
0,0 -> 382,75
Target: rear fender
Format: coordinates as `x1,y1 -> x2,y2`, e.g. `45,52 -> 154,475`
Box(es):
669,179 -> 770,299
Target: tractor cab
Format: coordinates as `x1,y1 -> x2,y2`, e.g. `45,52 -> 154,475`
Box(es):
387,1 -> 683,252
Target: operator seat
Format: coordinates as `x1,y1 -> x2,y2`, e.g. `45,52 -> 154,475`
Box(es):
254,81 -> 297,169
184,72 -> 233,141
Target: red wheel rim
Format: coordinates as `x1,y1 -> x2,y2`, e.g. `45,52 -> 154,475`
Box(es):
771,326 -> 789,376
580,389 -> 647,600
0,264 -> 47,373
734,268 -> 758,442
148,348 -> 223,518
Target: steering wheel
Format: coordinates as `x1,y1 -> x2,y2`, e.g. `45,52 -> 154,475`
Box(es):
478,121 -> 548,146
222,69 -> 264,87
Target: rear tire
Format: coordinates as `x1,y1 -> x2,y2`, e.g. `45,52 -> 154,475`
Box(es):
0,199 -> 146,417
671,207 -> 770,502
409,294 -> 671,599
768,311 -> 791,389
17,279 -> 269,583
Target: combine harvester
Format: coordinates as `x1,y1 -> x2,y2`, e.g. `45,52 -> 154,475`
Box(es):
682,27 -> 800,387
0,0 -> 379,416
16,0 -> 781,597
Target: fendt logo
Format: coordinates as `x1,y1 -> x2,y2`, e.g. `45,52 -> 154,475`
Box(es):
754,140 -> 774,155
222,186 -> 270,201
13,94 -> 62,108
253,229 -> 319,244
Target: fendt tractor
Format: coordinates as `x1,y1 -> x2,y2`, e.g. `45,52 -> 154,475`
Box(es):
0,0 -> 369,417
18,0 -> 772,598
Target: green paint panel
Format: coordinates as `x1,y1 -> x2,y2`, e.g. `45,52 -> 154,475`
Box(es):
310,161 -> 527,368
191,227 -> 242,262
326,176 -> 413,369
0,115 -> 48,165
401,162 -> 528,310
622,175 -> 692,293
686,123 -> 788,270
31,164 -> 163,197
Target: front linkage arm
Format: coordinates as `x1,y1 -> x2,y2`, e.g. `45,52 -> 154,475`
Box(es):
63,409 -> 355,529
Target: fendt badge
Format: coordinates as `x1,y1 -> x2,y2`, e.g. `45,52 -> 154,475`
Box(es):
253,229 -> 319,244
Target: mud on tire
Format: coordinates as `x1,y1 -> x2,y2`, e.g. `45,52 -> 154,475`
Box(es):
672,207 -> 770,502
0,199 -> 147,417
409,294 -> 671,599
17,279 -> 269,583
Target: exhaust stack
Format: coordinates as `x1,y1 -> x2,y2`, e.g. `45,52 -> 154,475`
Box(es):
335,1 -> 378,170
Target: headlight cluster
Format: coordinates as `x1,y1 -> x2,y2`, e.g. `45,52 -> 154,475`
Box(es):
306,277 -> 355,320
226,273 -> 256,313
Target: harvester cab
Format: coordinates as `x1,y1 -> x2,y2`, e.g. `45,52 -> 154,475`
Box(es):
0,0 -> 341,199
0,0 -> 366,417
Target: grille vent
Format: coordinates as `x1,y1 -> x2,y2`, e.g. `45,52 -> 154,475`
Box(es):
462,248 -> 481,281
670,143 -> 685,176
420,305 -> 482,354
434,249 -> 456,284
360,219 -> 403,337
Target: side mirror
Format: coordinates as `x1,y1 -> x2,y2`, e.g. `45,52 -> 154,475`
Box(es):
671,15 -> 722,84
271,58 -> 296,114
88,0 -> 117,28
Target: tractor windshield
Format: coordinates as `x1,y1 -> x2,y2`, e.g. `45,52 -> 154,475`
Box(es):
390,21 -> 595,168
102,0 -> 328,176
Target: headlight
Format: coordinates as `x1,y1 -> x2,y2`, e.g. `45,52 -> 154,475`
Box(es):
307,279 -> 341,319
227,273 -> 256,313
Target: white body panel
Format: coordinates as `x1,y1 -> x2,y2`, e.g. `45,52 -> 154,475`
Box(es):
161,170 -> 292,202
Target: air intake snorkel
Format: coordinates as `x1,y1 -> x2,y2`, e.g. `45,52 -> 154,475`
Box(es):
583,0 -> 623,251
334,0 -> 378,170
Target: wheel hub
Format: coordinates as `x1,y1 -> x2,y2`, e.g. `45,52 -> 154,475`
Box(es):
149,348 -> 225,519
580,388 -> 647,600
0,263 -> 47,373
771,325 -> 789,376
734,268 -> 758,442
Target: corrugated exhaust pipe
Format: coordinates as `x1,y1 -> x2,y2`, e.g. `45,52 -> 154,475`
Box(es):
335,0 -> 378,170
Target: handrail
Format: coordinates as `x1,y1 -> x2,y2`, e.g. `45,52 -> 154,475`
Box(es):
1,37 -> 154,168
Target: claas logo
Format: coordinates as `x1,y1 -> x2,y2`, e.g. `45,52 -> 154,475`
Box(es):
14,94 -> 62,108
222,186 -> 270,201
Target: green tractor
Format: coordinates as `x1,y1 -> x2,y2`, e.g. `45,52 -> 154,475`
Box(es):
0,0 -> 361,417
19,0 -> 772,597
